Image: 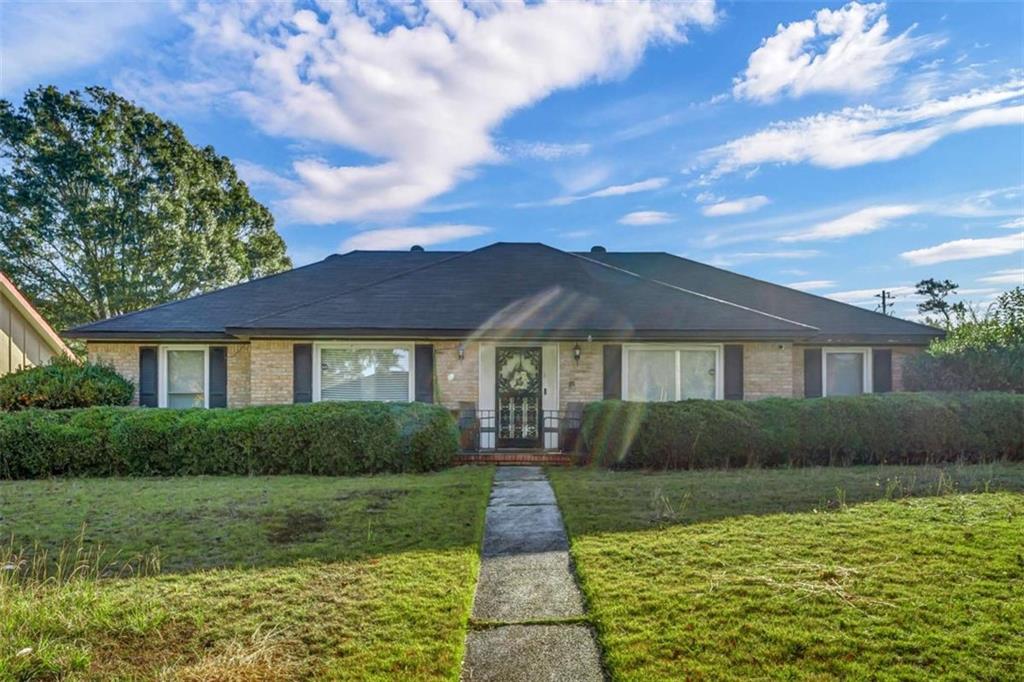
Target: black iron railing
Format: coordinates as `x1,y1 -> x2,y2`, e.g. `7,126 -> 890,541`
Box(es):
455,406 -> 582,453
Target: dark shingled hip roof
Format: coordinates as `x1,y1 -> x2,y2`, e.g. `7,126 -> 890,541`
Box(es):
67,242 -> 942,344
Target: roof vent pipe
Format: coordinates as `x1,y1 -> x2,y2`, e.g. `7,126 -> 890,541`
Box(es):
410,245 -> 424,252
590,245 -> 606,253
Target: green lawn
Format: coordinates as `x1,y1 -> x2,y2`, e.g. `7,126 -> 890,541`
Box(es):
0,467 -> 493,680
548,463 -> 1024,681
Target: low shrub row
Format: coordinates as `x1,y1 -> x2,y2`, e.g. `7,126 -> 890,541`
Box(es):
582,392 -> 1024,469
0,401 -> 457,479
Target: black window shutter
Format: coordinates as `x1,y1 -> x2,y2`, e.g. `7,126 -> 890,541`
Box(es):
293,344 -> 313,403
138,347 -> 158,407
804,348 -> 822,398
209,346 -> 227,408
872,349 -> 893,393
603,345 -> 622,400
414,344 -> 434,403
724,344 -> 744,400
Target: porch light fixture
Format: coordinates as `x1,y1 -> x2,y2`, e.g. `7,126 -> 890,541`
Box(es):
573,343 -> 582,366
457,342 -> 466,361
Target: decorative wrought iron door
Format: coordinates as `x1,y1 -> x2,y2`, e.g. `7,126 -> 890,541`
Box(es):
496,347 -> 542,448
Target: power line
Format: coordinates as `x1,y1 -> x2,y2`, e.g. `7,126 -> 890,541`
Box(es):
875,289 -> 896,315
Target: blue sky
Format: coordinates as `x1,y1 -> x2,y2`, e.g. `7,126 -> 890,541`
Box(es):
2,0 -> 1022,320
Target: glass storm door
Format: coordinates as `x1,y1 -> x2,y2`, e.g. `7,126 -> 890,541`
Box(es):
496,347 -> 542,448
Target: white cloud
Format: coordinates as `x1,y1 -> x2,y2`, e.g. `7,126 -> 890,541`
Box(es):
826,285 -> 917,305
168,1 -> 714,223
701,195 -> 771,217
708,250 -> 820,267
733,2 -> 937,103
978,269 -> 1024,285
703,81 -> 1024,178
539,176 -> 670,207
900,232 -> 1024,265
939,186 -> 1023,218
786,280 -> 837,291
0,2 -> 163,94
234,160 -> 300,195
340,225 -> 489,251
553,164 -> 614,196
1001,217 -> 1024,229
779,204 -> 920,241
588,177 -> 670,198
502,141 -> 592,160
619,211 -> 674,225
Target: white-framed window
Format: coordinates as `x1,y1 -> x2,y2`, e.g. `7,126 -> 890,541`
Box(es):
622,344 -> 723,402
158,345 -> 209,408
313,343 -> 414,402
822,347 -> 872,397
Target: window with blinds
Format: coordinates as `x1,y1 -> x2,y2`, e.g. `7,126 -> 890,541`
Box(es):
624,346 -> 719,401
319,347 -> 411,402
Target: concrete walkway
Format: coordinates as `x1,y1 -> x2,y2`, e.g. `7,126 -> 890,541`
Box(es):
461,466 -> 604,682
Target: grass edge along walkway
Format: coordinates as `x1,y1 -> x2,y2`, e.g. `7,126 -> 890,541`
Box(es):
460,466 -> 604,682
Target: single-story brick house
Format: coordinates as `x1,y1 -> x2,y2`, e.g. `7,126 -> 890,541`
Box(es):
67,243 -> 942,450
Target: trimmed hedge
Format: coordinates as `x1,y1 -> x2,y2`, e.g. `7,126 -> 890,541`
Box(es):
0,358 -> 134,411
0,401 -> 458,479
582,393 -> 1024,469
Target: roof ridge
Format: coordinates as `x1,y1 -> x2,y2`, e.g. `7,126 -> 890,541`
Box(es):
568,251 -> 819,331
657,252 -> 939,333
231,247 -> 486,328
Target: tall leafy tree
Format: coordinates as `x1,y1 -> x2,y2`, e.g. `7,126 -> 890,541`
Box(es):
0,86 -> 291,332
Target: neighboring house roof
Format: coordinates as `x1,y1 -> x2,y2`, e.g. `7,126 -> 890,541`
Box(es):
0,272 -> 74,358
66,243 -> 943,344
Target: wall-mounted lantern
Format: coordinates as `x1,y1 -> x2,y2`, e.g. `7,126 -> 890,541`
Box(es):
457,342 -> 466,361
573,342 -> 582,366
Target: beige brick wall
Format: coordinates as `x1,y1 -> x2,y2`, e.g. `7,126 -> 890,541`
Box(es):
226,343 -> 251,408
793,345 -> 925,396
792,346 -> 808,398
91,339 -> 930,410
89,341 -> 253,407
249,339 -> 295,406
559,342 -> 603,409
88,342 -> 142,405
743,342 -> 794,399
435,341 -> 479,410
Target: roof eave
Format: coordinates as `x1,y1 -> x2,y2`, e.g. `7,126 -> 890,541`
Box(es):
224,326 -> 809,341
801,332 -> 943,345
66,330 -> 239,341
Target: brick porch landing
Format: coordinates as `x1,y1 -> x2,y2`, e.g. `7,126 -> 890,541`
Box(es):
453,452 -> 574,466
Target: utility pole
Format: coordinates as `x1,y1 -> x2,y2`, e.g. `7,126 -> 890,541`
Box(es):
875,289 -> 896,315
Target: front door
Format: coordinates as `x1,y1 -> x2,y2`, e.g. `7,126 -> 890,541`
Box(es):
496,346 -> 542,449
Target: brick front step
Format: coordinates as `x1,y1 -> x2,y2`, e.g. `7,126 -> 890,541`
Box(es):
454,452 -> 574,466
